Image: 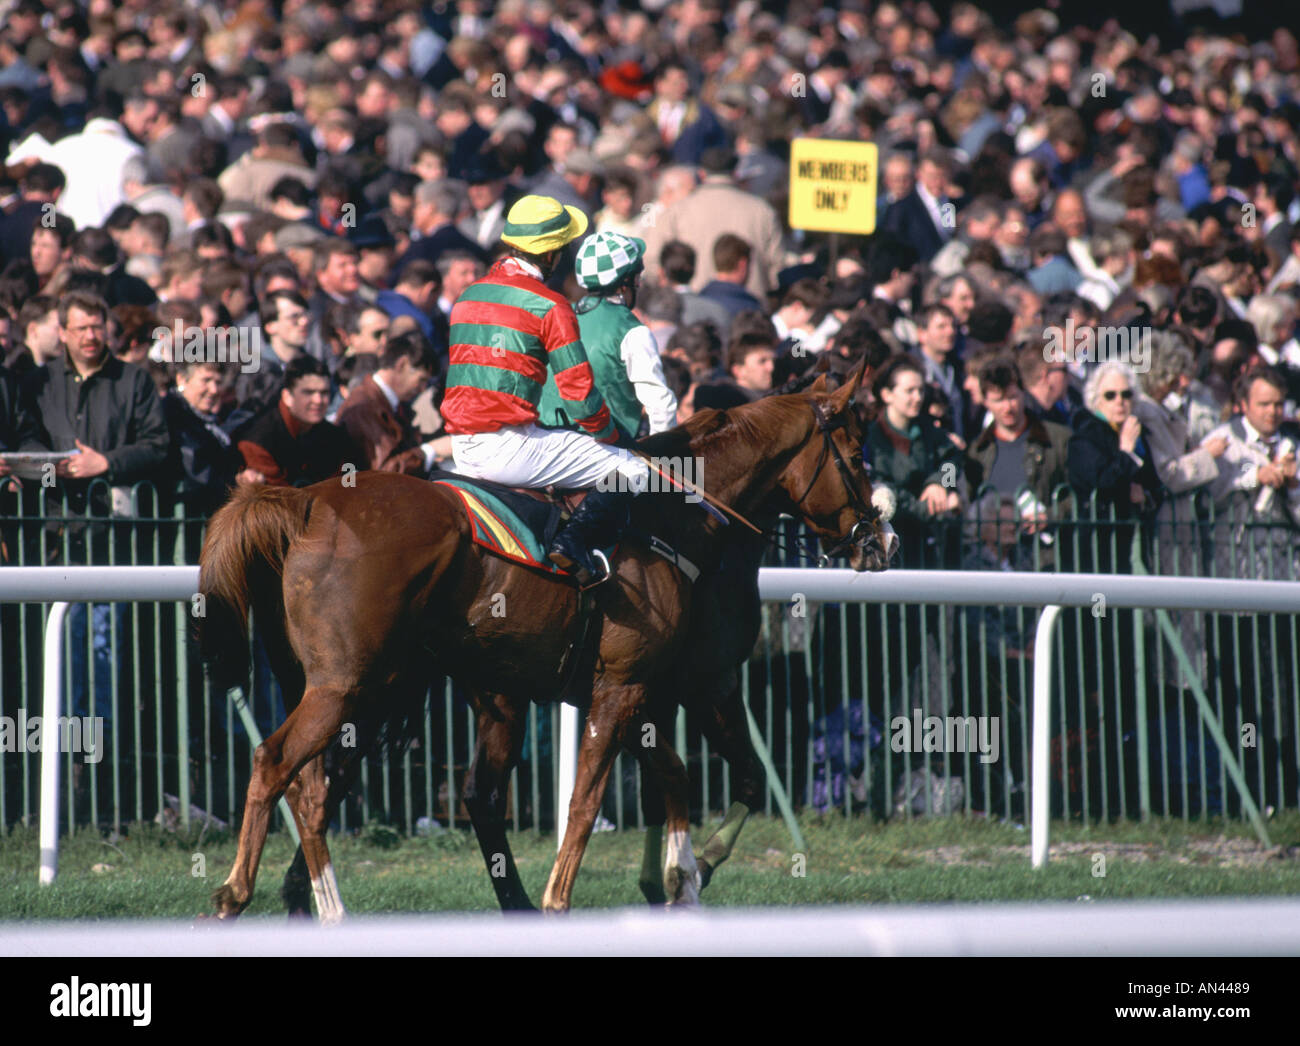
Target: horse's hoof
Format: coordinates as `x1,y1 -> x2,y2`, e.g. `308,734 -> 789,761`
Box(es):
664,865 -> 702,907
194,911 -> 237,925
698,859 -> 715,891
210,884 -> 248,920
639,880 -> 668,906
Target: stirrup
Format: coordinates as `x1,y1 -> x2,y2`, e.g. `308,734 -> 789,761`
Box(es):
547,547 -> 612,589
588,549 -> 612,586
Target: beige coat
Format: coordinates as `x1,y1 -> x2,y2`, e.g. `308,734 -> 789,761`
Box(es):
652,175 -> 786,299
217,149 -> 318,210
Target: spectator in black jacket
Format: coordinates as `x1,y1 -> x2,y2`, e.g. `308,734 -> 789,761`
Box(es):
163,360 -> 258,515
0,362 -> 46,477
390,179 -> 488,284
1068,359 -> 1163,580
1068,361 -> 1163,521
880,149 -> 954,264
68,228 -> 157,308
21,290 -> 169,740
234,355 -> 360,487
23,291 -> 169,494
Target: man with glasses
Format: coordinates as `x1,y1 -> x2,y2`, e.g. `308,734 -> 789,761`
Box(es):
23,291 -> 169,487
234,290 -> 313,417
17,292 -> 169,805
234,355 -> 360,487
344,306 -> 391,358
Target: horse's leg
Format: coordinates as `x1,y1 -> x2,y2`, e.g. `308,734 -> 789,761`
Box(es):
634,705 -> 701,908
636,773 -> 666,905
212,684 -> 351,919
281,770 -> 313,918
692,671 -> 762,890
282,742 -> 366,917
541,686 -> 640,912
628,703 -> 675,905
279,754 -> 348,925
464,691 -> 535,911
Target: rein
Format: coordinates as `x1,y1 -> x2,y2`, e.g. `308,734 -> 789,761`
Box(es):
635,400 -> 879,568
634,451 -> 763,534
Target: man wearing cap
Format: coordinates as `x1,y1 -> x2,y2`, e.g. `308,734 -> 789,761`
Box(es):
442,195 -> 651,586
538,231 -> 678,443
457,156 -> 520,250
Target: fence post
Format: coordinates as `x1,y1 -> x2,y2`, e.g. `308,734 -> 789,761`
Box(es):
174,500 -> 191,830
38,602 -> 70,884
557,703 -> 578,851
1031,605 -> 1063,870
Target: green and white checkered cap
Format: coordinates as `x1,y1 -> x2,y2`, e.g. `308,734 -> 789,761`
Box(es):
575,231 -> 646,289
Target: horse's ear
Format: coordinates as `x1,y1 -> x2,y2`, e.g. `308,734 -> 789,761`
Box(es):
809,373 -> 830,393
829,355 -> 868,412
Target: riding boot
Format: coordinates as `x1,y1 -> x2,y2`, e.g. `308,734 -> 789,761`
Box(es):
547,488 -> 635,586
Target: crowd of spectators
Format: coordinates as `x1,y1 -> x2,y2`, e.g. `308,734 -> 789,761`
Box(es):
2,0 -> 1300,813
0,0 -> 1294,568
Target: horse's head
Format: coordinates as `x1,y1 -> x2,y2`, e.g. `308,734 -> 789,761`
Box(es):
774,365 -> 898,572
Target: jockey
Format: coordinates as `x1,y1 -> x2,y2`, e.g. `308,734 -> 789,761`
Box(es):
441,194 -> 651,586
538,230 -> 678,442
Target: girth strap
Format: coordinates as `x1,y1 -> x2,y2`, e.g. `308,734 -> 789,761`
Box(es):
646,534 -> 701,583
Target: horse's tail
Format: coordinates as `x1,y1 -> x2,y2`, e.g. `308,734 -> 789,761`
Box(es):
197,484 -> 314,691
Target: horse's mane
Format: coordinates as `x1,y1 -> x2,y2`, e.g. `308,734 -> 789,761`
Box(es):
638,392 -> 815,462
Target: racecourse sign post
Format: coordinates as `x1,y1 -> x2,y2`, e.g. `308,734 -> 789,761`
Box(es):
788,139 -> 878,235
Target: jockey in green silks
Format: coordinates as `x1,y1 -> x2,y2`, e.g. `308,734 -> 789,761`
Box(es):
538,230 -> 678,444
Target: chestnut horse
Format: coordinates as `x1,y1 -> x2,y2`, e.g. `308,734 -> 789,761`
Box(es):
198,370 -> 891,919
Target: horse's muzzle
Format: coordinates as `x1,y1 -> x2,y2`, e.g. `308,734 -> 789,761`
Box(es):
846,520 -> 898,572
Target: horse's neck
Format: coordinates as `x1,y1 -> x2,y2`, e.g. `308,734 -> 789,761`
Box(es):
636,405 -> 812,567
683,405 -> 813,516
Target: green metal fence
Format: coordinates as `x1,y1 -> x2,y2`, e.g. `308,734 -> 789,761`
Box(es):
2,478 -> 1297,837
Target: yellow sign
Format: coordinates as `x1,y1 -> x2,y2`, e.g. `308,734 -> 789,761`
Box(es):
788,139 -> 878,235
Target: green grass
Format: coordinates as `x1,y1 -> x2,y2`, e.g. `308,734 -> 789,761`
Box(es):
2,812 -> 1298,919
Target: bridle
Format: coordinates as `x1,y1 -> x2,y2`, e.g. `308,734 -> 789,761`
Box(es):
789,400 -> 884,566
636,399 -> 884,567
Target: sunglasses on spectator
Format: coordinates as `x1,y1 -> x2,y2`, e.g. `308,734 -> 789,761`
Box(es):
1101,389 -> 1134,401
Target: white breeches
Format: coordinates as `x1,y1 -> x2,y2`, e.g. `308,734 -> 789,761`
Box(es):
449,423 -> 650,492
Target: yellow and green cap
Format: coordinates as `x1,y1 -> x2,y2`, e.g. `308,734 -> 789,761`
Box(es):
500,194 -> 588,253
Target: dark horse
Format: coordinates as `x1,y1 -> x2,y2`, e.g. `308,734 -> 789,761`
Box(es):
198,369 -> 891,919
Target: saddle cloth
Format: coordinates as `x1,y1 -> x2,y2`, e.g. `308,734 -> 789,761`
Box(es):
431,470 -> 593,575
430,470 -> 701,582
